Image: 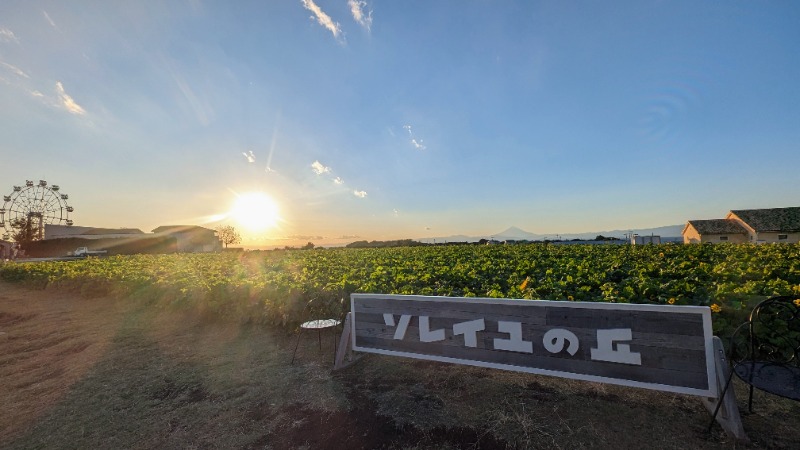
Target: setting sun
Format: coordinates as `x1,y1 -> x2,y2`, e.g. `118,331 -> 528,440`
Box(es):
230,191 -> 281,232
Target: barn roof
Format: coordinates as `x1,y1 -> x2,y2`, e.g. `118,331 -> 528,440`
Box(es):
729,207 -> 800,232
686,219 -> 748,235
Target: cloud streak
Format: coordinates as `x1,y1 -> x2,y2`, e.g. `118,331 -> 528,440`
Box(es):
403,125 -> 426,150
1,61 -> 29,78
301,0 -> 343,40
43,10 -> 59,29
55,81 -> 86,115
348,0 -> 372,31
353,190 -> 367,198
0,28 -> 19,43
243,150 -> 256,163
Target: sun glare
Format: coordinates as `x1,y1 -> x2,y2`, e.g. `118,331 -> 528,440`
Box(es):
230,191 -> 281,232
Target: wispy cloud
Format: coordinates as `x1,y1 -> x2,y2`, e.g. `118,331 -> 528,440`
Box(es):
243,150 -> 256,163
42,10 -> 59,30
348,0 -> 372,31
0,28 -> 19,44
311,160 -> 331,175
301,0 -> 343,40
0,61 -> 29,78
311,160 -> 367,199
287,234 -> 324,240
165,62 -> 213,125
403,124 -> 426,150
55,81 -> 86,115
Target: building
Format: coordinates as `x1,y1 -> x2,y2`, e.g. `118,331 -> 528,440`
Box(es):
152,225 -> 222,253
631,234 -> 661,245
682,219 -> 749,244
683,207 -> 800,244
45,224 -> 145,240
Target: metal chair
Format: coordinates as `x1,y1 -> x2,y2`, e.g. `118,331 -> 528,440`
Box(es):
709,296 -> 800,431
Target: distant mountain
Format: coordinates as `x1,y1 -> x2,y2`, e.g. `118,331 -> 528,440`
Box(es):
494,226 -> 543,241
417,224 -> 684,244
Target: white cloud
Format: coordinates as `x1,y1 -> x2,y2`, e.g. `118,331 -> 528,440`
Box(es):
311,160 -> 331,175
0,61 -> 29,78
31,90 -> 44,97
243,150 -> 256,163
0,28 -> 18,43
301,0 -> 343,40
348,0 -> 372,31
353,189 -> 367,198
333,176 -> 344,185
55,81 -> 86,115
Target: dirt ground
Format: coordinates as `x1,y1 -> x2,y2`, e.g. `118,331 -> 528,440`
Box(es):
1,281 -> 799,449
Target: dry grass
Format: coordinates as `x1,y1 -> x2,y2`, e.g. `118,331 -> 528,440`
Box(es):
1,281 -> 799,449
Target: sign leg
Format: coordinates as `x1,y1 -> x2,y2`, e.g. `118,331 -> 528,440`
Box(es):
334,312 -> 358,370
702,336 -> 748,441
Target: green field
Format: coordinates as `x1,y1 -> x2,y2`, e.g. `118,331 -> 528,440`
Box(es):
2,243 -> 799,336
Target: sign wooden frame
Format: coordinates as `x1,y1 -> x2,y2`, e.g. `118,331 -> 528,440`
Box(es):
351,294 -> 717,398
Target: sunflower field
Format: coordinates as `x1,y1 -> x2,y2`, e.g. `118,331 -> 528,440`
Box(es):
2,243 -> 799,334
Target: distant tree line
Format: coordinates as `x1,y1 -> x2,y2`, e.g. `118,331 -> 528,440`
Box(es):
345,239 -> 427,249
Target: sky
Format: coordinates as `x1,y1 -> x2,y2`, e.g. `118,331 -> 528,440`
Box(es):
1,1 -> 799,248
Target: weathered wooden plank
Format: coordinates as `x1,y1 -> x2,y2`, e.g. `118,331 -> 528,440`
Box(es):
355,314 -> 707,356
354,325 -> 708,373
356,336 -> 710,390
545,307 -> 705,336
356,298 -> 549,326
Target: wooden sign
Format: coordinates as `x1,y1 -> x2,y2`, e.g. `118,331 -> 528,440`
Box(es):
351,294 -> 717,398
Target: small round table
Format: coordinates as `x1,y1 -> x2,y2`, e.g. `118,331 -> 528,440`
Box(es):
291,318 -> 342,364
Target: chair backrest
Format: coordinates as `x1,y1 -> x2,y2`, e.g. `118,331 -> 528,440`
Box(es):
733,296 -> 800,366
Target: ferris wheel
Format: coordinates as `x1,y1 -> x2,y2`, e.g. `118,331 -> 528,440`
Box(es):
0,180 -> 74,241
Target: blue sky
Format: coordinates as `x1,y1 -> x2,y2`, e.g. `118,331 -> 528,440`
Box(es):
1,1 -> 798,247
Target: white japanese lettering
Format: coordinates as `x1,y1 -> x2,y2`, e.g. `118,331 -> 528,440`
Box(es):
384,314 -> 412,340
452,318 -> 485,347
419,316 -> 446,342
493,321 -> 533,353
543,328 -> 579,356
590,328 -> 642,365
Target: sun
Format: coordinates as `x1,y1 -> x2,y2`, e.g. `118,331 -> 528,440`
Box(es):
230,191 -> 281,232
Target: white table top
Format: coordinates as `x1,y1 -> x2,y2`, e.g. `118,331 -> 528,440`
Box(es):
300,319 -> 341,329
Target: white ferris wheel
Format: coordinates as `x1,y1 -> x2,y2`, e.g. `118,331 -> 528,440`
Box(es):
1,180 -> 74,241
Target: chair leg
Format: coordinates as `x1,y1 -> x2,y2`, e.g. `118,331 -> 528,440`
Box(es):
291,329 -> 303,365
708,366 -> 736,433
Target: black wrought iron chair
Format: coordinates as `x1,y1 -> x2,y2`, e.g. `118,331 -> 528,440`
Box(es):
710,296 -> 800,431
